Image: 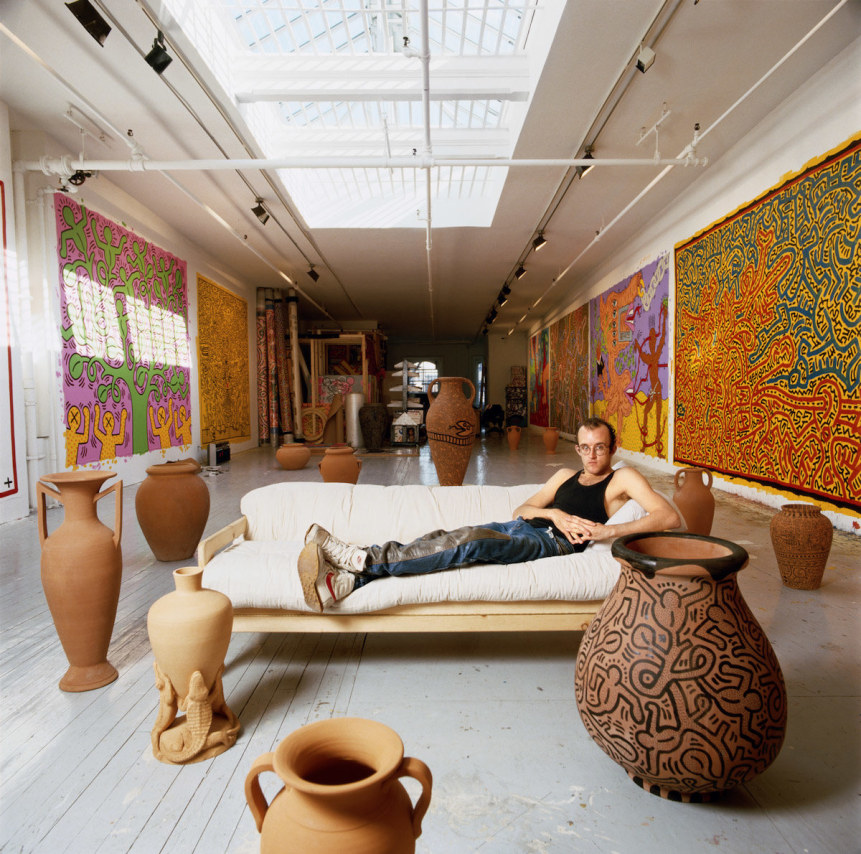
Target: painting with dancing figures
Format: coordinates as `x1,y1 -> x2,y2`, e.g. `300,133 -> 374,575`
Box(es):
590,254 -> 670,458
197,275 -> 250,445
675,136 -> 860,510
55,194 -> 191,465
528,327 -> 550,428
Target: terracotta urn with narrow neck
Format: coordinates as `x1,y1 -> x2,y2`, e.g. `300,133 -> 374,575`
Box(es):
246,717 -> 432,853
672,467 -> 715,535
37,470 -> 123,692
575,532 -> 787,802
425,377 -> 476,486
506,425 -> 521,450
543,427 -> 559,453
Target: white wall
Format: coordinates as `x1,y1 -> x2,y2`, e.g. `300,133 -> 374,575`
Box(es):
487,331 -> 527,409
527,37 -> 861,532
0,120 -> 261,522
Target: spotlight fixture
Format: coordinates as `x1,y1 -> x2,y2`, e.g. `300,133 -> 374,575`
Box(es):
577,147 -> 595,179
636,45 -> 656,73
532,232 -> 547,252
251,199 -> 269,225
145,31 -> 173,75
66,0 -> 111,46
307,265 -> 320,282
514,265 -> 527,280
488,307 -> 498,323
498,285 -> 511,306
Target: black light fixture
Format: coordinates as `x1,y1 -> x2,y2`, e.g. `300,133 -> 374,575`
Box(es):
251,198 -> 269,225
66,0 -> 112,46
498,285 -> 511,306
532,232 -> 547,252
514,265 -> 527,280
145,31 -> 173,75
488,307 -> 498,323
577,146 -> 595,179
307,265 -> 320,282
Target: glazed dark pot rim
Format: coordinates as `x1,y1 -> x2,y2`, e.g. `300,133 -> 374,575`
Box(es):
611,531 -> 748,581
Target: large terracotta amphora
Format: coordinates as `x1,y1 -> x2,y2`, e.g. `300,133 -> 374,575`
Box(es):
575,532 -> 787,802
426,377 -> 476,486
672,467 -> 715,535
246,717 -> 432,853
770,503 -> 833,590
319,444 -> 362,483
147,567 -> 239,763
37,471 -> 123,692
135,459 -> 210,561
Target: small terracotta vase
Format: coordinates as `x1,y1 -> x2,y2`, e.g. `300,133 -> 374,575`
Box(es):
506,425 -> 521,450
37,471 -> 123,692
319,444 -> 362,483
672,467 -> 715,535
135,459 -> 210,561
770,503 -> 833,590
245,717 -> 432,853
425,377 -> 476,486
276,443 -> 311,470
575,532 -> 787,802
147,566 -> 239,764
543,427 -> 559,454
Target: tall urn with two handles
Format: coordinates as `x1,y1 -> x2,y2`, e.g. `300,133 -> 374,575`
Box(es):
37,470 -> 123,692
425,377 -> 477,486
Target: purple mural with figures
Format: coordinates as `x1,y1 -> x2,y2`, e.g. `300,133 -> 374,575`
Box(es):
55,194 -> 190,465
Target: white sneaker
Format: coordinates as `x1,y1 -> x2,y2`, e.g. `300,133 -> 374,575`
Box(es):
297,543 -> 356,612
304,524 -> 368,573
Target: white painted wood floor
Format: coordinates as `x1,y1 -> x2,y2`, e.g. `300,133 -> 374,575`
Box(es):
1,433 -> 858,853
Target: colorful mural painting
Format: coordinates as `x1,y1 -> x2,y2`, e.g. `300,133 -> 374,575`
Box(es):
675,137 -> 860,511
590,253 -> 670,457
55,194 -> 190,465
197,275 -> 250,445
528,327 -> 550,427
549,304 -> 590,435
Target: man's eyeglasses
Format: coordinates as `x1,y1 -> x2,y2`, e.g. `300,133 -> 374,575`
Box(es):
576,443 -> 609,456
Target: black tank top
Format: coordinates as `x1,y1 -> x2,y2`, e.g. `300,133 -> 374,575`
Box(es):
526,470 -> 615,538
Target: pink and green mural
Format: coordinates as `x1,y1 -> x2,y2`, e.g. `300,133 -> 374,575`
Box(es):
548,304 -> 589,435
528,327 -> 550,427
55,194 -> 190,466
590,253 -> 670,458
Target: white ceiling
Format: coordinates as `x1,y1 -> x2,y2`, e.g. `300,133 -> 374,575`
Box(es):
1,0 -> 858,341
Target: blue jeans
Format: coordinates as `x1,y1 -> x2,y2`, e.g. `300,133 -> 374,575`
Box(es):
355,518 -> 573,588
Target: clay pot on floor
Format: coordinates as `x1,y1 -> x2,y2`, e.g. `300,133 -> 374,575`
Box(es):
770,503 -> 833,590
425,377 -> 477,486
506,425 -> 521,450
672,467 -> 715,535
135,459 -> 210,561
276,443 -> 311,470
575,532 -> 787,802
245,717 -> 432,853
319,444 -> 362,483
543,427 -> 559,453
37,470 -> 123,692
147,566 -> 239,764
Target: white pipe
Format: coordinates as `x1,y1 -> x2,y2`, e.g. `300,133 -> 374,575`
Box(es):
418,0 -> 435,338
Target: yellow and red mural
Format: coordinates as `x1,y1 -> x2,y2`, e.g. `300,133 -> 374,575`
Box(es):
675,137 -> 860,511
56,194 -> 190,465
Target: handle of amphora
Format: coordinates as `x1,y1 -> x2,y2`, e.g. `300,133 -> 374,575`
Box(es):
245,752 -> 277,832
673,468 -> 684,489
397,756 -> 433,839
36,481 -> 61,546
427,379 -> 439,404
94,480 -> 123,548
702,469 -> 713,488
462,378 -> 476,407
356,459 -> 362,473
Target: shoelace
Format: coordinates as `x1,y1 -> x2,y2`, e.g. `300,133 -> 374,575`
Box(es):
325,537 -> 364,571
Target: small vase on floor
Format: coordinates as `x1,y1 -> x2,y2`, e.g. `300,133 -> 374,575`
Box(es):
147,567 -> 239,764
575,531 -> 787,802
276,443 -> 311,470
770,503 -> 833,590
37,471 -> 123,692
543,427 -> 559,453
319,444 -> 362,483
245,717 -> 432,853
506,425 -> 521,450
672,467 -> 715,535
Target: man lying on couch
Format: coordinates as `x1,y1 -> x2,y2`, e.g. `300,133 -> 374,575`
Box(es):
298,417 -> 681,611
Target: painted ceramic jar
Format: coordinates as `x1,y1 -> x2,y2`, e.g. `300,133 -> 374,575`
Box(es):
37,471 -> 123,692
770,503 -> 833,590
425,377 -> 476,486
319,444 -> 362,483
575,532 -> 787,802
245,717 -> 432,853
543,427 -> 559,454
672,467 -> 715,536
147,566 -> 239,763
135,459 -> 210,561
276,443 -> 312,470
